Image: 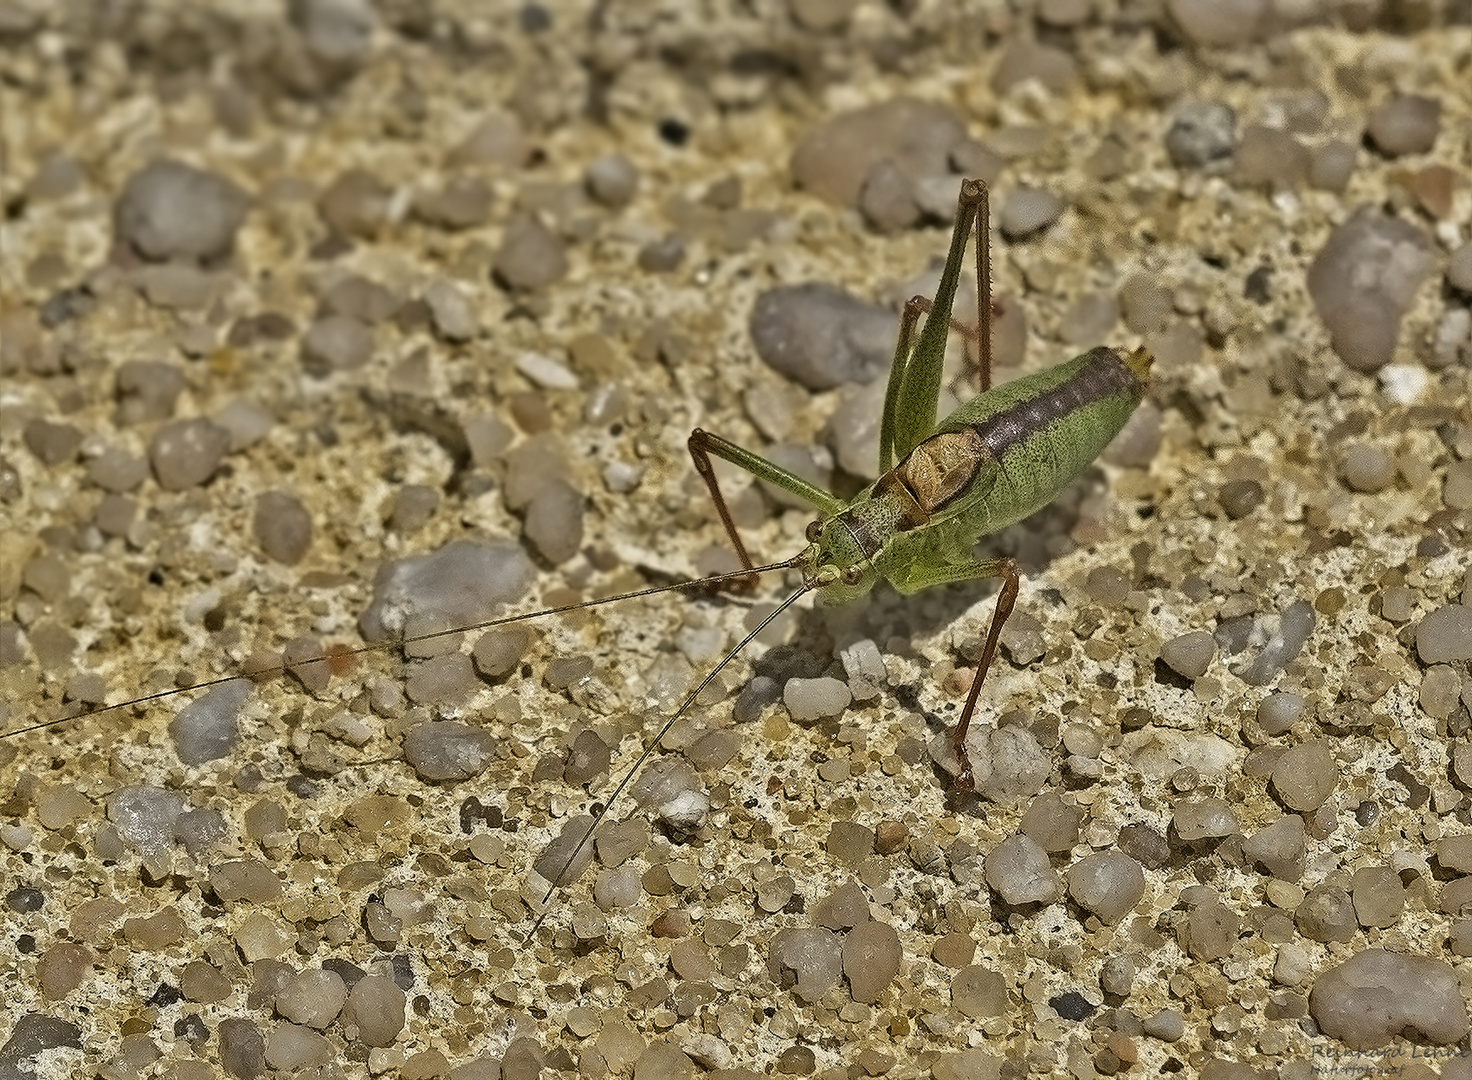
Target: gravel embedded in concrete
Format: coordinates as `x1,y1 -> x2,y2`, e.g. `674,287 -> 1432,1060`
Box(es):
5,4 -> 1469,1076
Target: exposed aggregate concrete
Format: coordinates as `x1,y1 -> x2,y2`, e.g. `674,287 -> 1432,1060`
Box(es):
1,1 -> 1470,1078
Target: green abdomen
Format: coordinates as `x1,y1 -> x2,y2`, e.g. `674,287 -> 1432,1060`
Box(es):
943,345 -> 1150,532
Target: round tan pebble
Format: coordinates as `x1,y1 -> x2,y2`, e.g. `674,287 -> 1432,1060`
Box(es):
874,820 -> 909,854
951,965 -> 1007,1019
342,974 -> 406,1047
275,969 -> 349,1029
1270,740 -> 1336,811
38,942 -> 93,999
180,960 -> 232,1003
932,932 -> 977,968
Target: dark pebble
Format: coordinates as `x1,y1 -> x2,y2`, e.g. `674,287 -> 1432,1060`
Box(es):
1051,990 -> 1098,1020
5,885 -> 44,912
22,419 -> 82,466
253,490 -> 313,564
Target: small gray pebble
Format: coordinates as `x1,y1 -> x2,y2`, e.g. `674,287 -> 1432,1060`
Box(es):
1167,0 -> 1267,46
1066,851 -> 1146,924
114,360 -> 186,425
1234,125 -> 1310,189
414,174 -> 492,230
1160,631 -> 1214,680
317,168 -> 391,239
301,314 -> 374,375
22,419 -> 82,466
637,234 -> 686,273
321,275 -> 401,324
94,494 -> 136,538
114,159 -> 250,263
1307,207 -> 1435,372
387,484 -> 439,533
768,927 -> 843,1003
1341,443 -> 1395,493
135,263 -> 216,310
1309,140 -> 1357,193
283,637 -> 330,695
1165,100 -> 1236,167
292,0 -> 377,65
784,676 -> 851,721
1100,955 -> 1136,997
149,418 -> 232,491
1257,691 -> 1305,735
214,399 -> 276,452
22,554 -> 70,603
984,833 -> 1062,905
87,450 -> 151,493
1416,605 -> 1472,664
404,654 -> 479,707
253,490 -> 313,564
1217,478 -> 1264,518
523,478 -> 584,565
998,186 -> 1064,240
1118,274 -> 1173,335
1365,94 -> 1442,157
218,1019 -> 266,1078
107,785 -> 187,867
585,154 -> 639,208
1173,796 -> 1239,841
493,215 -> 569,291
359,539 -> 536,643
423,279 -> 477,342
535,815 -> 596,887
445,110 -> 527,169
471,627 -> 533,681
402,721 -> 497,781
1143,1008 -> 1185,1041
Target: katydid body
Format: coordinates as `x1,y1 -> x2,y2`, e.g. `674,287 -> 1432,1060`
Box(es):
690,178 -> 1153,791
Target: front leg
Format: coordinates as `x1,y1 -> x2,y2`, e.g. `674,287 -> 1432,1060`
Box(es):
688,429 -> 843,587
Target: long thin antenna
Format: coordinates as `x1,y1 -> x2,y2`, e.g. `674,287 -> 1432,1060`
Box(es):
525,580 -> 813,940
3,560 -> 799,741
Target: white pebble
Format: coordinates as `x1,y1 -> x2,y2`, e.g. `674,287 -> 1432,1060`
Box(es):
784,676 -> 851,721
516,351 -> 578,390
1378,363 -> 1428,405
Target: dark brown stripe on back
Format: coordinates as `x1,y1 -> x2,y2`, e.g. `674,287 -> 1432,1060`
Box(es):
970,346 -> 1132,461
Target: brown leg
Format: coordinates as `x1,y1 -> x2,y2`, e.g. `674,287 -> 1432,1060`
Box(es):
973,178 -> 993,393
951,560 -> 1020,793
688,429 -> 759,588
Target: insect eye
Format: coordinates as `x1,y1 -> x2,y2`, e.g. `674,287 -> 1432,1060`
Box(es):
842,565 -> 863,586
805,520 -> 823,542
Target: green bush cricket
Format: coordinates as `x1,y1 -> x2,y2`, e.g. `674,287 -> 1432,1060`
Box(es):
533,177 -> 1154,913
